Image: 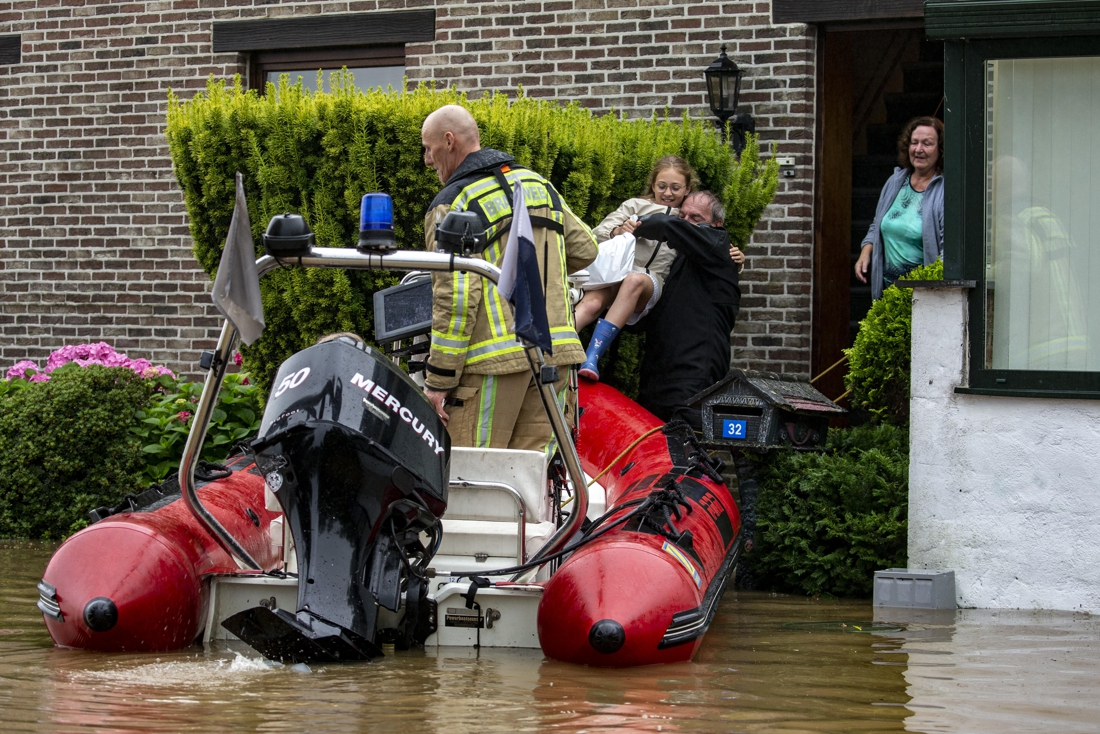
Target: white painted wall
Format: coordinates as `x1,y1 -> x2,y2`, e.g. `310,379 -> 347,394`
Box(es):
908,286 -> 1100,612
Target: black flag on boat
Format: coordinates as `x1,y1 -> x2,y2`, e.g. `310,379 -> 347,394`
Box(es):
211,172 -> 265,345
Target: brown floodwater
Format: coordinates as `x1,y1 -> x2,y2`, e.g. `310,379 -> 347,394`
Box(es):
2,540 -> 1098,733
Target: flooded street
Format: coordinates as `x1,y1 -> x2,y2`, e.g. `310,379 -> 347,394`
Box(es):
2,540 -> 1099,733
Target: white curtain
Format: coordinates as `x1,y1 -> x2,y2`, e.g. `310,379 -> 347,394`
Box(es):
987,56 -> 1100,371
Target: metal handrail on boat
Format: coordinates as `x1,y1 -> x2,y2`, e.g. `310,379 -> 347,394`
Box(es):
448,479 -> 528,564
179,247 -> 589,573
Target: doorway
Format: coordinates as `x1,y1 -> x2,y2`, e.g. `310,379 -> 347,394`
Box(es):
812,27 -> 944,405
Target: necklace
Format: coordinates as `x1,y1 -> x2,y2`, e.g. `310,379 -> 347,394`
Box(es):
891,179 -> 924,218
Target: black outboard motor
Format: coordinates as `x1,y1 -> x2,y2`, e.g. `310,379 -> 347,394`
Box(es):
222,337 -> 448,662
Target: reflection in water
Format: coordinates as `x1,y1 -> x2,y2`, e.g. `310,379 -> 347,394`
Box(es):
896,608 -> 1100,734
2,542 -> 1099,732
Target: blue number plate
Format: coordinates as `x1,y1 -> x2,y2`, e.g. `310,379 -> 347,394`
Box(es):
722,419 -> 747,440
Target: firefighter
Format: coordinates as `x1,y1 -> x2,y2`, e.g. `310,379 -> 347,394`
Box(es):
420,105 -> 598,452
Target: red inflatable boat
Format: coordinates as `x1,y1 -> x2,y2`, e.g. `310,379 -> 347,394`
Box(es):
38,378 -> 741,664
539,381 -> 741,666
36,244 -> 742,666
38,453 -> 282,652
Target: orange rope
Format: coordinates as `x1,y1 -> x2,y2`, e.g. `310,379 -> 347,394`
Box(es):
561,424 -> 665,508
811,354 -> 848,385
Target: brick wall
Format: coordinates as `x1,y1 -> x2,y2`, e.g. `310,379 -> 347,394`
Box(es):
0,0 -> 815,379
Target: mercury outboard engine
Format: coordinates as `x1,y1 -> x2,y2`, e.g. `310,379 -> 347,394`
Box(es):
222,337 -> 448,663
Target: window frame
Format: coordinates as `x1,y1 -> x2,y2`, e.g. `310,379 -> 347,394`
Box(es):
946,35 -> 1100,399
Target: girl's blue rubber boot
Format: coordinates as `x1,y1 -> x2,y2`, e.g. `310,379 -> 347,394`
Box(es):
578,318 -> 620,382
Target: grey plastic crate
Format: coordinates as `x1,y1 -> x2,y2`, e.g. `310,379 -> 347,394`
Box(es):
873,568 -> 956,609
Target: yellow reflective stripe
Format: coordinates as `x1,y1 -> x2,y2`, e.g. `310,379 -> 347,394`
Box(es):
464,332 -> 580,364
466,335 -> 525,364
551,336 -> 582,348
487,285 -> 510,339
475,374 -> 497,448
430,330 -> 469,355
452,178 -> 499,209
447,271 -> 470,338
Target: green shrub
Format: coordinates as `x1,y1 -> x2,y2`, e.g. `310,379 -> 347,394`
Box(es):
131,372 -> 264,485
0,365 -> 154,540
0,363 -> 266,539
166,77 -> 779,393
748,424 -> 910,598
844,259 -> 943,424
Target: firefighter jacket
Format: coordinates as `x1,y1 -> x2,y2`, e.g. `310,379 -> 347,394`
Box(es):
423,148 -> 598,391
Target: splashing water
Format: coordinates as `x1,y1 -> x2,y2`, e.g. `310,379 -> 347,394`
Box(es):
72,652 -> 277,690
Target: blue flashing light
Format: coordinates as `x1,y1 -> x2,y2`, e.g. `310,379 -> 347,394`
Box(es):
358,192 -> 396,250
360,193 -> 394,232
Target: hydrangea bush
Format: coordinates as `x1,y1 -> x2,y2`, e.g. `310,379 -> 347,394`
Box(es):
5,342 -> 175,383
1,343 -> 264,539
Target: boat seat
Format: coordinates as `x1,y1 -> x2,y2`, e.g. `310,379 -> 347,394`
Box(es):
449,447 -> 549,523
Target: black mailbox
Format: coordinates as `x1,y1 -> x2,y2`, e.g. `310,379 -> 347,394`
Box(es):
691,369 -> 846,451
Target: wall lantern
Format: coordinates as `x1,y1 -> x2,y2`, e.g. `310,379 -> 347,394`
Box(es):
704,44 -> 755,154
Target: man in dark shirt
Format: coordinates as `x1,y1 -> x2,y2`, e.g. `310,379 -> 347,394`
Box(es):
631,190 -> 741,429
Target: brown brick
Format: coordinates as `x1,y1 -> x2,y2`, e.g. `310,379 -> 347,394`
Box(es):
0,0 -> 818,379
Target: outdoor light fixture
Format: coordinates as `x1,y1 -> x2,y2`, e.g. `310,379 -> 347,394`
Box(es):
704,44 -> 755,155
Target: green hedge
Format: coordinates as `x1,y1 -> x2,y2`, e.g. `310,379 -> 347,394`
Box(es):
0,363 -> 265,540
166,76 -> 779,394
0,365 -> 154,540
748,424 -> 910,598
844,259 -> 944,424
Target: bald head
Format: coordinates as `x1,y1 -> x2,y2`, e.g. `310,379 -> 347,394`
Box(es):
422,105 -> 482,183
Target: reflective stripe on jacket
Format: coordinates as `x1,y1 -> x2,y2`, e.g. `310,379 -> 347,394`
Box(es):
423,148 -> 597,390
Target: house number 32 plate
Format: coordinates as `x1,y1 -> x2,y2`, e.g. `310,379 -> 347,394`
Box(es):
722,419 -> 747,439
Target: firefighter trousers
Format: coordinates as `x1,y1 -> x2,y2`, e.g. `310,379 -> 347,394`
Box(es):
444,368 -> 574,455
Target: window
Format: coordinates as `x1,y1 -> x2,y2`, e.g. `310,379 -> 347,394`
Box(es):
212,10 -> 434,94
984,56 -> 1100,374
928,2 -> 1100,397
252,47 -> 406,95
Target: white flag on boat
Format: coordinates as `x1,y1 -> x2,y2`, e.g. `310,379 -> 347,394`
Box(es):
212,172 -> 265,345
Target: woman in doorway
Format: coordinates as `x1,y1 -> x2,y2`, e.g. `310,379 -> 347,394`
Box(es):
854,116 -> 945,299
577,156 -> 745,381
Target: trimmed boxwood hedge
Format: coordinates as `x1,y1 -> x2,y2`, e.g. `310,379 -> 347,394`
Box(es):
166,76 -> 779,395
748,424 -> 910,598
844,259 -> 944,424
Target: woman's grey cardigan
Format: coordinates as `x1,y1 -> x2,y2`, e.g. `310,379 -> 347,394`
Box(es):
861,167 -> 944,300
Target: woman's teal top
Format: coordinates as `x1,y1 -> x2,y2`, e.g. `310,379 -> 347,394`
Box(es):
880,180 -> 925,268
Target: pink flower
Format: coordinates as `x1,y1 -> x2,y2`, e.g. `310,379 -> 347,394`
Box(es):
37,342 -> 174,379
29,373 -> 50,383
234,352 -> 243,366
177,411 -> 192,423
5,360 -> 40,381
241,376 -> 250,385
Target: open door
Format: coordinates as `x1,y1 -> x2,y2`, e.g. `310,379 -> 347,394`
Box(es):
813,27 -> 944,408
